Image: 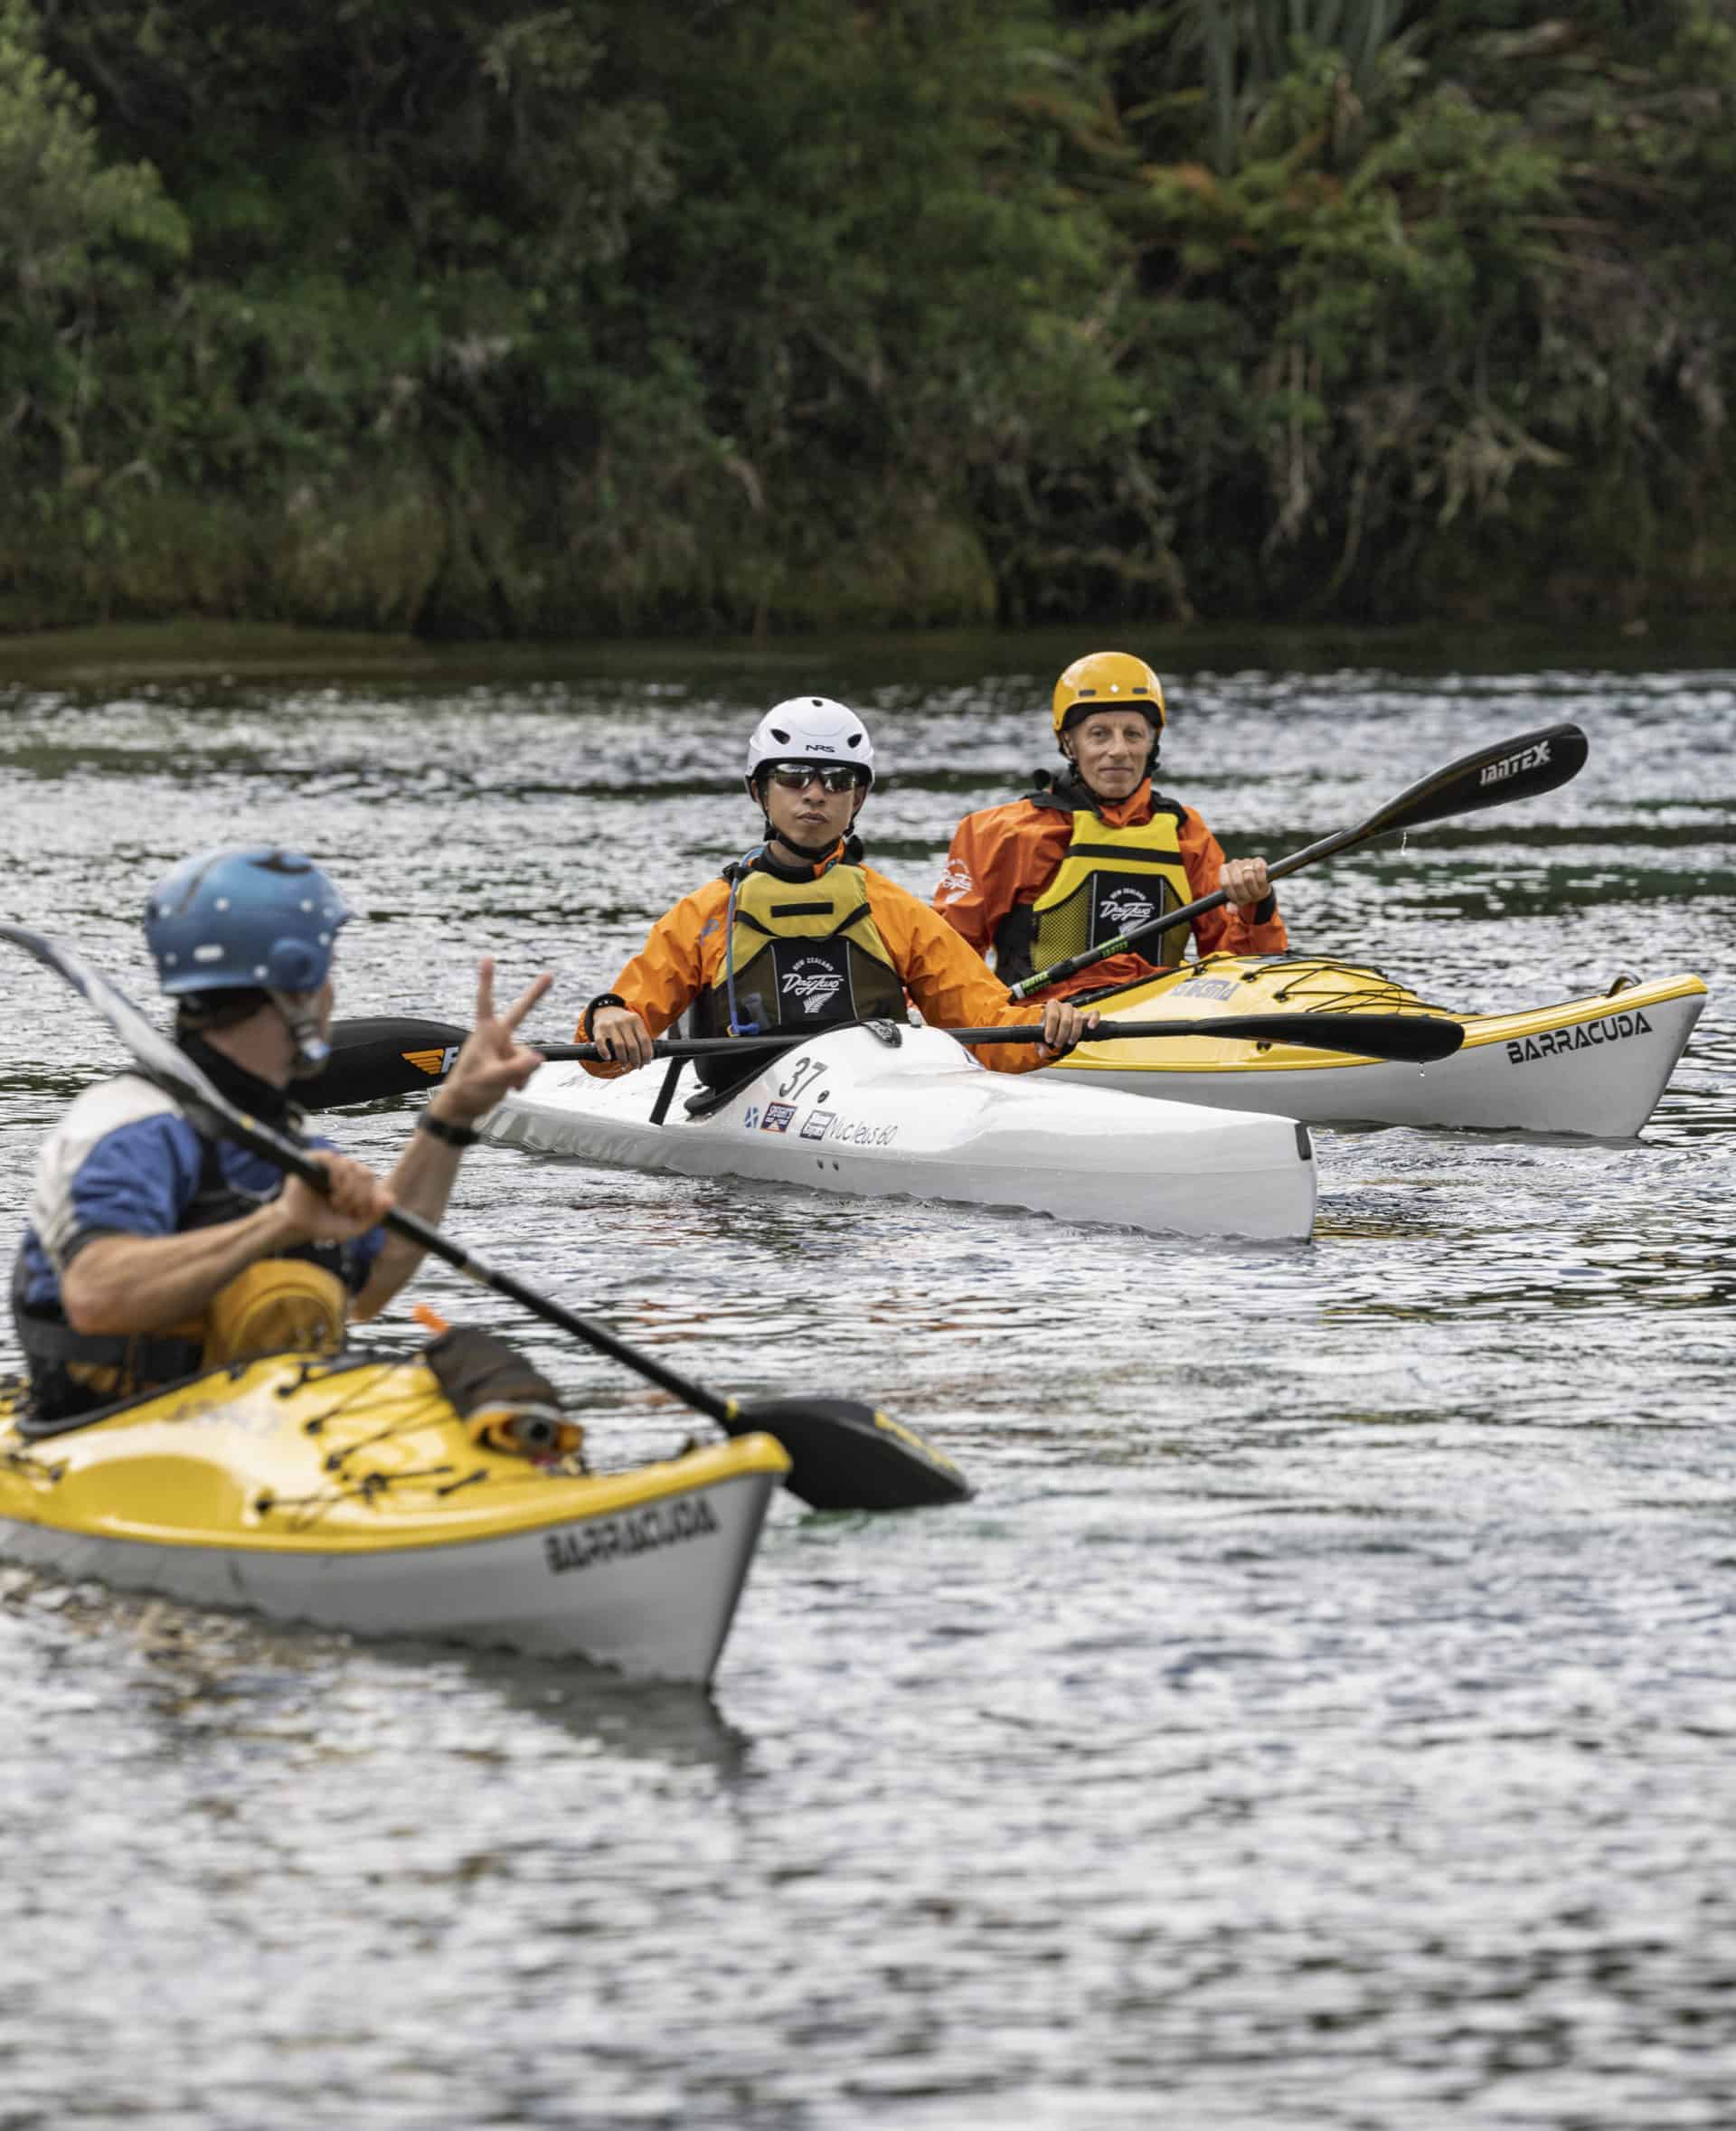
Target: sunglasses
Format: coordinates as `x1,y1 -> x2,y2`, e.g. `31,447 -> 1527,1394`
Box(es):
763,762 -> 865,793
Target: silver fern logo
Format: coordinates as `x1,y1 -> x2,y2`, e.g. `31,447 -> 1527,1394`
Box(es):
782,957 -> 844,1014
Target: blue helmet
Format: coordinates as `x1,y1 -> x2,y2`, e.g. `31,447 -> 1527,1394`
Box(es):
145,847 -> 354,997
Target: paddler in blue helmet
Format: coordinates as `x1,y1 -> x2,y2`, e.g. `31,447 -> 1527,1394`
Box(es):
12,846 -> 550,1422
580,695 -> 1099,1082
931,650 -> 1288,1001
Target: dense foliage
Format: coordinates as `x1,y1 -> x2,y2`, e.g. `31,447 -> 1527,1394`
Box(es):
2,0 -> 1732,635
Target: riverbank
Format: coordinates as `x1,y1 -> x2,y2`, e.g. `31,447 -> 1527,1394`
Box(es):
7,615 -> 1736,697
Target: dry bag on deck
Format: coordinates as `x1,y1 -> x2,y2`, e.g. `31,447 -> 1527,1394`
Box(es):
424,1325 -> 584,1461
205,1259 -> 347,1364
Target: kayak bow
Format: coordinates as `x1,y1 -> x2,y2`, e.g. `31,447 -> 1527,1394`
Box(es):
1052,956 -> 1709,1136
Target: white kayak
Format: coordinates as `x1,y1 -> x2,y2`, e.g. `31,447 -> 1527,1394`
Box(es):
1050,957 -> 1709,1136
479,1023 -> 1318,1242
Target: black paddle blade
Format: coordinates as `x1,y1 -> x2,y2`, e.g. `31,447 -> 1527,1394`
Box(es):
303,1016 -> 468,1108
1057,1012 -> 1465,1061
1184,1011 -> 1463,1061
1310,1012 -> 1459,1061
728,1396 -> 973,1512
1370,722 -> 1589,837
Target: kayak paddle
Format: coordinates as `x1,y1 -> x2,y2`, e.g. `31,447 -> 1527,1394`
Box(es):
1008,721 -> 1591,1000
304,1004 -> 1462,1108
0,925 -> 970,1513
930,1013 -> 1460,1061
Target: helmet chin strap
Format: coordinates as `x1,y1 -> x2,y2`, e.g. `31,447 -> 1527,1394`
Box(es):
765,819 -> 841,863
268,989 -> 332,1078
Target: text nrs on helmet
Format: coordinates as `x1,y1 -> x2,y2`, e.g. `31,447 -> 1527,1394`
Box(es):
1052,652 -> 1166,767
743,697 -> 875,802
145,846 -> 353,997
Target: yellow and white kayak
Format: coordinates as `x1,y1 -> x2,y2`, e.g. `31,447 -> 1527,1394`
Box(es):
1051,957 -> 1708,1136
0,1351 -> 788,1684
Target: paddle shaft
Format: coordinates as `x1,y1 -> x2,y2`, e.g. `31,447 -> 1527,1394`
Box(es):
309,1004 -> 1461,1107
191,1093 -> 743,1427
935,1013 -> 1460,1061
538,1010 -> 1460,1063
1006,721 -> 1590,1000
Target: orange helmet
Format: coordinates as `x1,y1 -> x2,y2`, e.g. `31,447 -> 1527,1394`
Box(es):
1051,652 -> 1167,745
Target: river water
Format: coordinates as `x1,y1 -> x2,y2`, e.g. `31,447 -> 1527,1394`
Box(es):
0,627 -> 1731,2129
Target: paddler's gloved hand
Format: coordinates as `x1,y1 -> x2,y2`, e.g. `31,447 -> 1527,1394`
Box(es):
1038,1000 -> 1099,1060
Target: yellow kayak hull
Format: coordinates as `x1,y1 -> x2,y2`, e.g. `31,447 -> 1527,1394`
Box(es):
1052,956 -> 1709,1136
0,1350 -> 789,1683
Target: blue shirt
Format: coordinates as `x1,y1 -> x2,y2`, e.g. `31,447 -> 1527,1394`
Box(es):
18,1073 -> 384,1315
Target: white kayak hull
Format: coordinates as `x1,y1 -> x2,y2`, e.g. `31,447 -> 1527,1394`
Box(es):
1051,958 -> 1709,1136
480,1023 -> 1317,1242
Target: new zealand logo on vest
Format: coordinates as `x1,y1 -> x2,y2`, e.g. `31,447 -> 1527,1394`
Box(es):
778,950 -> 848,1018
1097,881 -> 1156,935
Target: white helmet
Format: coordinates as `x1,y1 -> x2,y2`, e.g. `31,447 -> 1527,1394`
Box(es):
744,696 -> 875,792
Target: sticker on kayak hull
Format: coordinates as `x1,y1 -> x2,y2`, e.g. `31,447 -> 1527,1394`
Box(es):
1166,978 -> 1243,1003
760,1102 -> 797,1132
826,1117 -> 899,1148
800,1110 -> 835,1141
1506,1008 -> 1652,1065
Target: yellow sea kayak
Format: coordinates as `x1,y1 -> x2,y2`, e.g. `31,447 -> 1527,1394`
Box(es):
0,1350 -> 788,1684
1051,956 -> 1709,1136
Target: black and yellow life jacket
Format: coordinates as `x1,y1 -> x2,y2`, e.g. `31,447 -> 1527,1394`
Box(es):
993,782 -> 1194,988
688,855 -> 908,1090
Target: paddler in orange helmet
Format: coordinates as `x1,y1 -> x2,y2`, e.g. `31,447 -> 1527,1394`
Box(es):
581,696 -> 1098,1083
931,651 -> 1287,1002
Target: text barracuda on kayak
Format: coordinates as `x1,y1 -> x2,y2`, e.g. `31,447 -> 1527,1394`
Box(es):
1506,1008 -> 1653,1065
543,1495 -> 721,1576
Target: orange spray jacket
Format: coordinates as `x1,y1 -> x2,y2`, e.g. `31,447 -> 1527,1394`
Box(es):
933,778 -> 1288,1003
580,848 -> 1059,1074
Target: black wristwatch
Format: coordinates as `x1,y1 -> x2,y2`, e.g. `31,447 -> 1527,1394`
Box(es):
417,1111 -> 479,1149
581,992 -> 627,1041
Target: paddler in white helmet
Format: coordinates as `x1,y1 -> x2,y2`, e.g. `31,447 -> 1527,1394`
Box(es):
12,846 -> 551,1423
581,696 -> 1097,1081
932,651 -> 1287,1001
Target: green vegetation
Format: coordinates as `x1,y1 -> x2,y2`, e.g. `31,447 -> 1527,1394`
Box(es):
2,0 -> 1731,636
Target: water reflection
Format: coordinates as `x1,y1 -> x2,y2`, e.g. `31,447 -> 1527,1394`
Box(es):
4,1565 -> 753,1775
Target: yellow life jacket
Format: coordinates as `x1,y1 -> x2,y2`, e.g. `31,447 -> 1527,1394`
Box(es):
994,793 -> 1194,987
689,861 -> 908,1089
